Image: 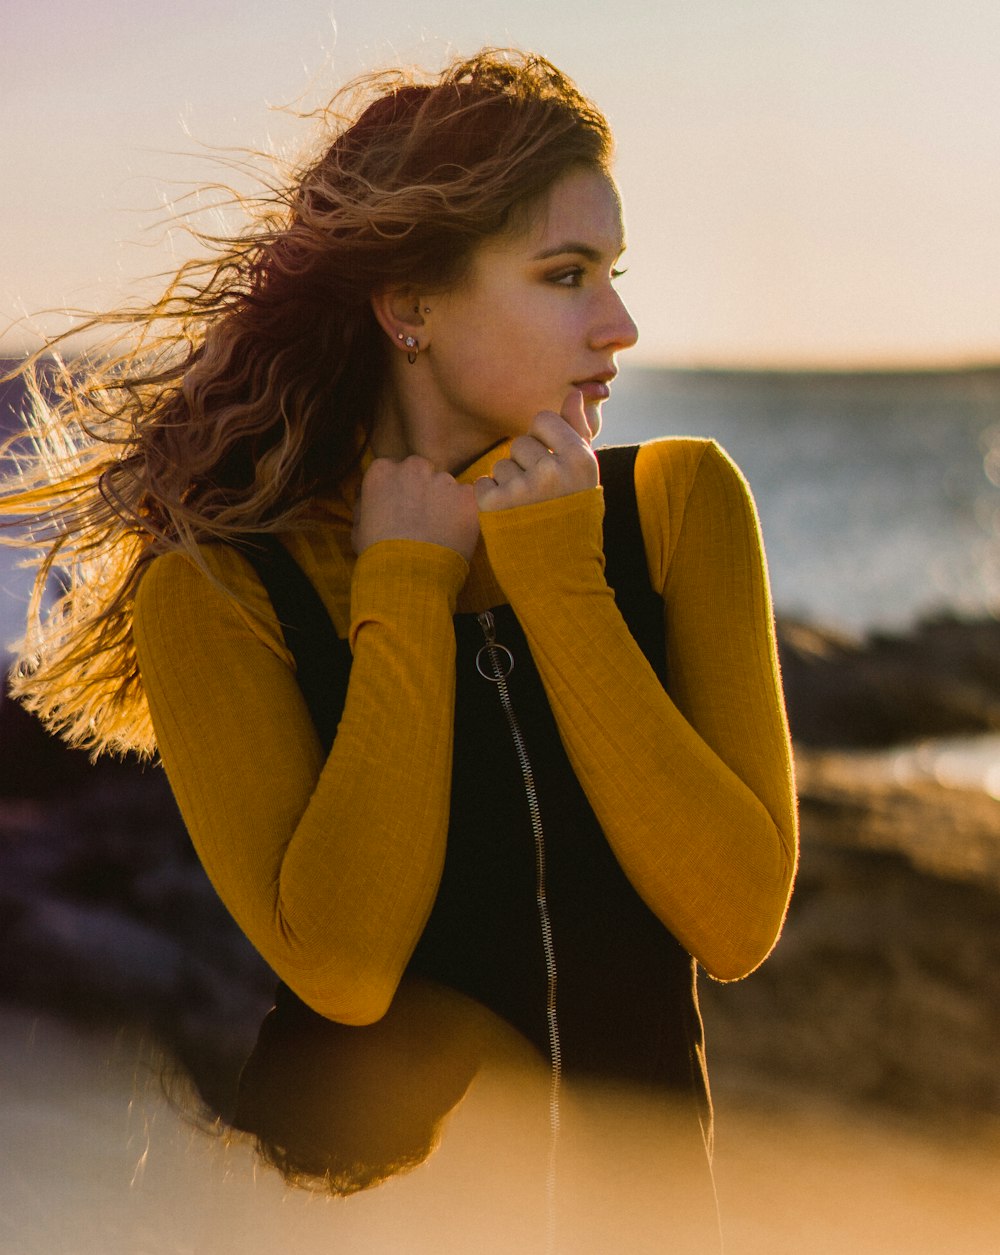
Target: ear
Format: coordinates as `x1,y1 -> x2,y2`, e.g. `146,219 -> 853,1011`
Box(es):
370,287 -> 429,356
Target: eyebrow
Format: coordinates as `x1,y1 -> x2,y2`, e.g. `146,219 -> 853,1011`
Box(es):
531,240 -> 625,262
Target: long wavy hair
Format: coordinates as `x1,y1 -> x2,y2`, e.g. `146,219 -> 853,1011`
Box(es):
1,49 -> 611,757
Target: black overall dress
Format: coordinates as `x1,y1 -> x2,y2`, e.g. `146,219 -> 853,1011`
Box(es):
239,446 -> 708,1111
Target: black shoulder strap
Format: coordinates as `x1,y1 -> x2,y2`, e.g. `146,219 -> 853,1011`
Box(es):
595,444 -> 667,682
233,534 -> 348,754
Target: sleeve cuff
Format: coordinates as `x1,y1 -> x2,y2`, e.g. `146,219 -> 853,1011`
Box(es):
478,486 -> 607,602
349,539 -> 469,650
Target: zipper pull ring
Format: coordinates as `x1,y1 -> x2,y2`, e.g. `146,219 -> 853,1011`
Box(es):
476,610 -> 514,682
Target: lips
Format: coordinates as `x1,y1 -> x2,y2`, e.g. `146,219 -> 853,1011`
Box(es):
572,371 -> 616,402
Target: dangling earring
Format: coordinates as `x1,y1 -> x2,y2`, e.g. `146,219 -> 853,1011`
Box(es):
397,331 -> 419,364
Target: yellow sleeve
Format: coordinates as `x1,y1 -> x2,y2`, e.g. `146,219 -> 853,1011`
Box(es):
477,438 -> 798,981
132,538 -> 469,1024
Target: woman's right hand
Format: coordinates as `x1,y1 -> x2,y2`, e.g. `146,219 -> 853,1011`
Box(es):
352,455 -> 480,562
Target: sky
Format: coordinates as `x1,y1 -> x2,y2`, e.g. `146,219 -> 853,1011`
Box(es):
2,0 -> 999,368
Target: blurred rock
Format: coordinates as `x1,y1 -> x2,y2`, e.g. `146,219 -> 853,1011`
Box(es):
738,613 -> 1000,1125
0,693 -> 101,797
701,753 -> 1000,1123
778,615 -> 1000,747
0,748 -> 274,1116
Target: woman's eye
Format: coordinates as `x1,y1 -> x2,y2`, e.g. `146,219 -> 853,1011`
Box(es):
549,264 -> 627,287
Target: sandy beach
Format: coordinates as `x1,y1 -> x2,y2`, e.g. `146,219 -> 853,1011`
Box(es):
2,1005 -> 997,1255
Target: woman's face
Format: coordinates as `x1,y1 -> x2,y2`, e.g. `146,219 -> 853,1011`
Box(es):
421,165 -> 638,449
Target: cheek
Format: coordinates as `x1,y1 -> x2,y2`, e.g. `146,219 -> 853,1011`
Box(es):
494,311 -> 564,377
430,286 -> 578,418
465,323 -> 546,389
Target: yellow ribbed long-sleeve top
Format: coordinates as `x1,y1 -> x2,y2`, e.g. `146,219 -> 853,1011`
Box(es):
133,438 -> 797,1025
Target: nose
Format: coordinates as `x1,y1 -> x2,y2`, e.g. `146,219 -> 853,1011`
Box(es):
591,287 -> 639,353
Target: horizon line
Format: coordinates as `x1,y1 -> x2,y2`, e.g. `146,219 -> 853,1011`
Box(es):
2,348 -> 999,379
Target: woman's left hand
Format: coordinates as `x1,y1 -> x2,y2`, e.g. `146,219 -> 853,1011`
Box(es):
474,389 -> 599,512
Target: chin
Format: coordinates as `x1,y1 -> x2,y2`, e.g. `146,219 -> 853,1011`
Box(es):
585,405 -> 603,441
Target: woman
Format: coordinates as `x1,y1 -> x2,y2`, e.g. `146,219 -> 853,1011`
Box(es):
3,49 -> 796,1219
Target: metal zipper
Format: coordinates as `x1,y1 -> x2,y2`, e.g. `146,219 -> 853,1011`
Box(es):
476,609 -> 561,1251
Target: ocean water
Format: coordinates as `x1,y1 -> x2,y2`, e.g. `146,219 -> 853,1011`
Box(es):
602,365 -> 1000,635
2,364 -> 999,646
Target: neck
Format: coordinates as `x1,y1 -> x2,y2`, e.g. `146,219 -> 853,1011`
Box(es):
372,378 -> 499,477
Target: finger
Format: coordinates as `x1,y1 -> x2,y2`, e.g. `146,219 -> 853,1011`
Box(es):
474,474 -> 501,510
489,458 -> 522,485
530,407 -> 591,457
560,389 -> 592,444
508,434 -> 550,470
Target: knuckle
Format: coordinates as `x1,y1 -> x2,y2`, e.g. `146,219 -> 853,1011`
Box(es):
534,458 -> 561,486
510,435 -> 538,461
531,414 -> 559,442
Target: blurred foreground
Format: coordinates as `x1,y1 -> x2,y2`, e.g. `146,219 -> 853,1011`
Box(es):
2,1005 -> 997,1254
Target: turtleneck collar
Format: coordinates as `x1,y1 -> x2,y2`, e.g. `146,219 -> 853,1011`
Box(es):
319,439 -> 515,524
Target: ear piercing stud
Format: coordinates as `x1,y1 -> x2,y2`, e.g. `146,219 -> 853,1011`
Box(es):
396,331 -> 419,363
